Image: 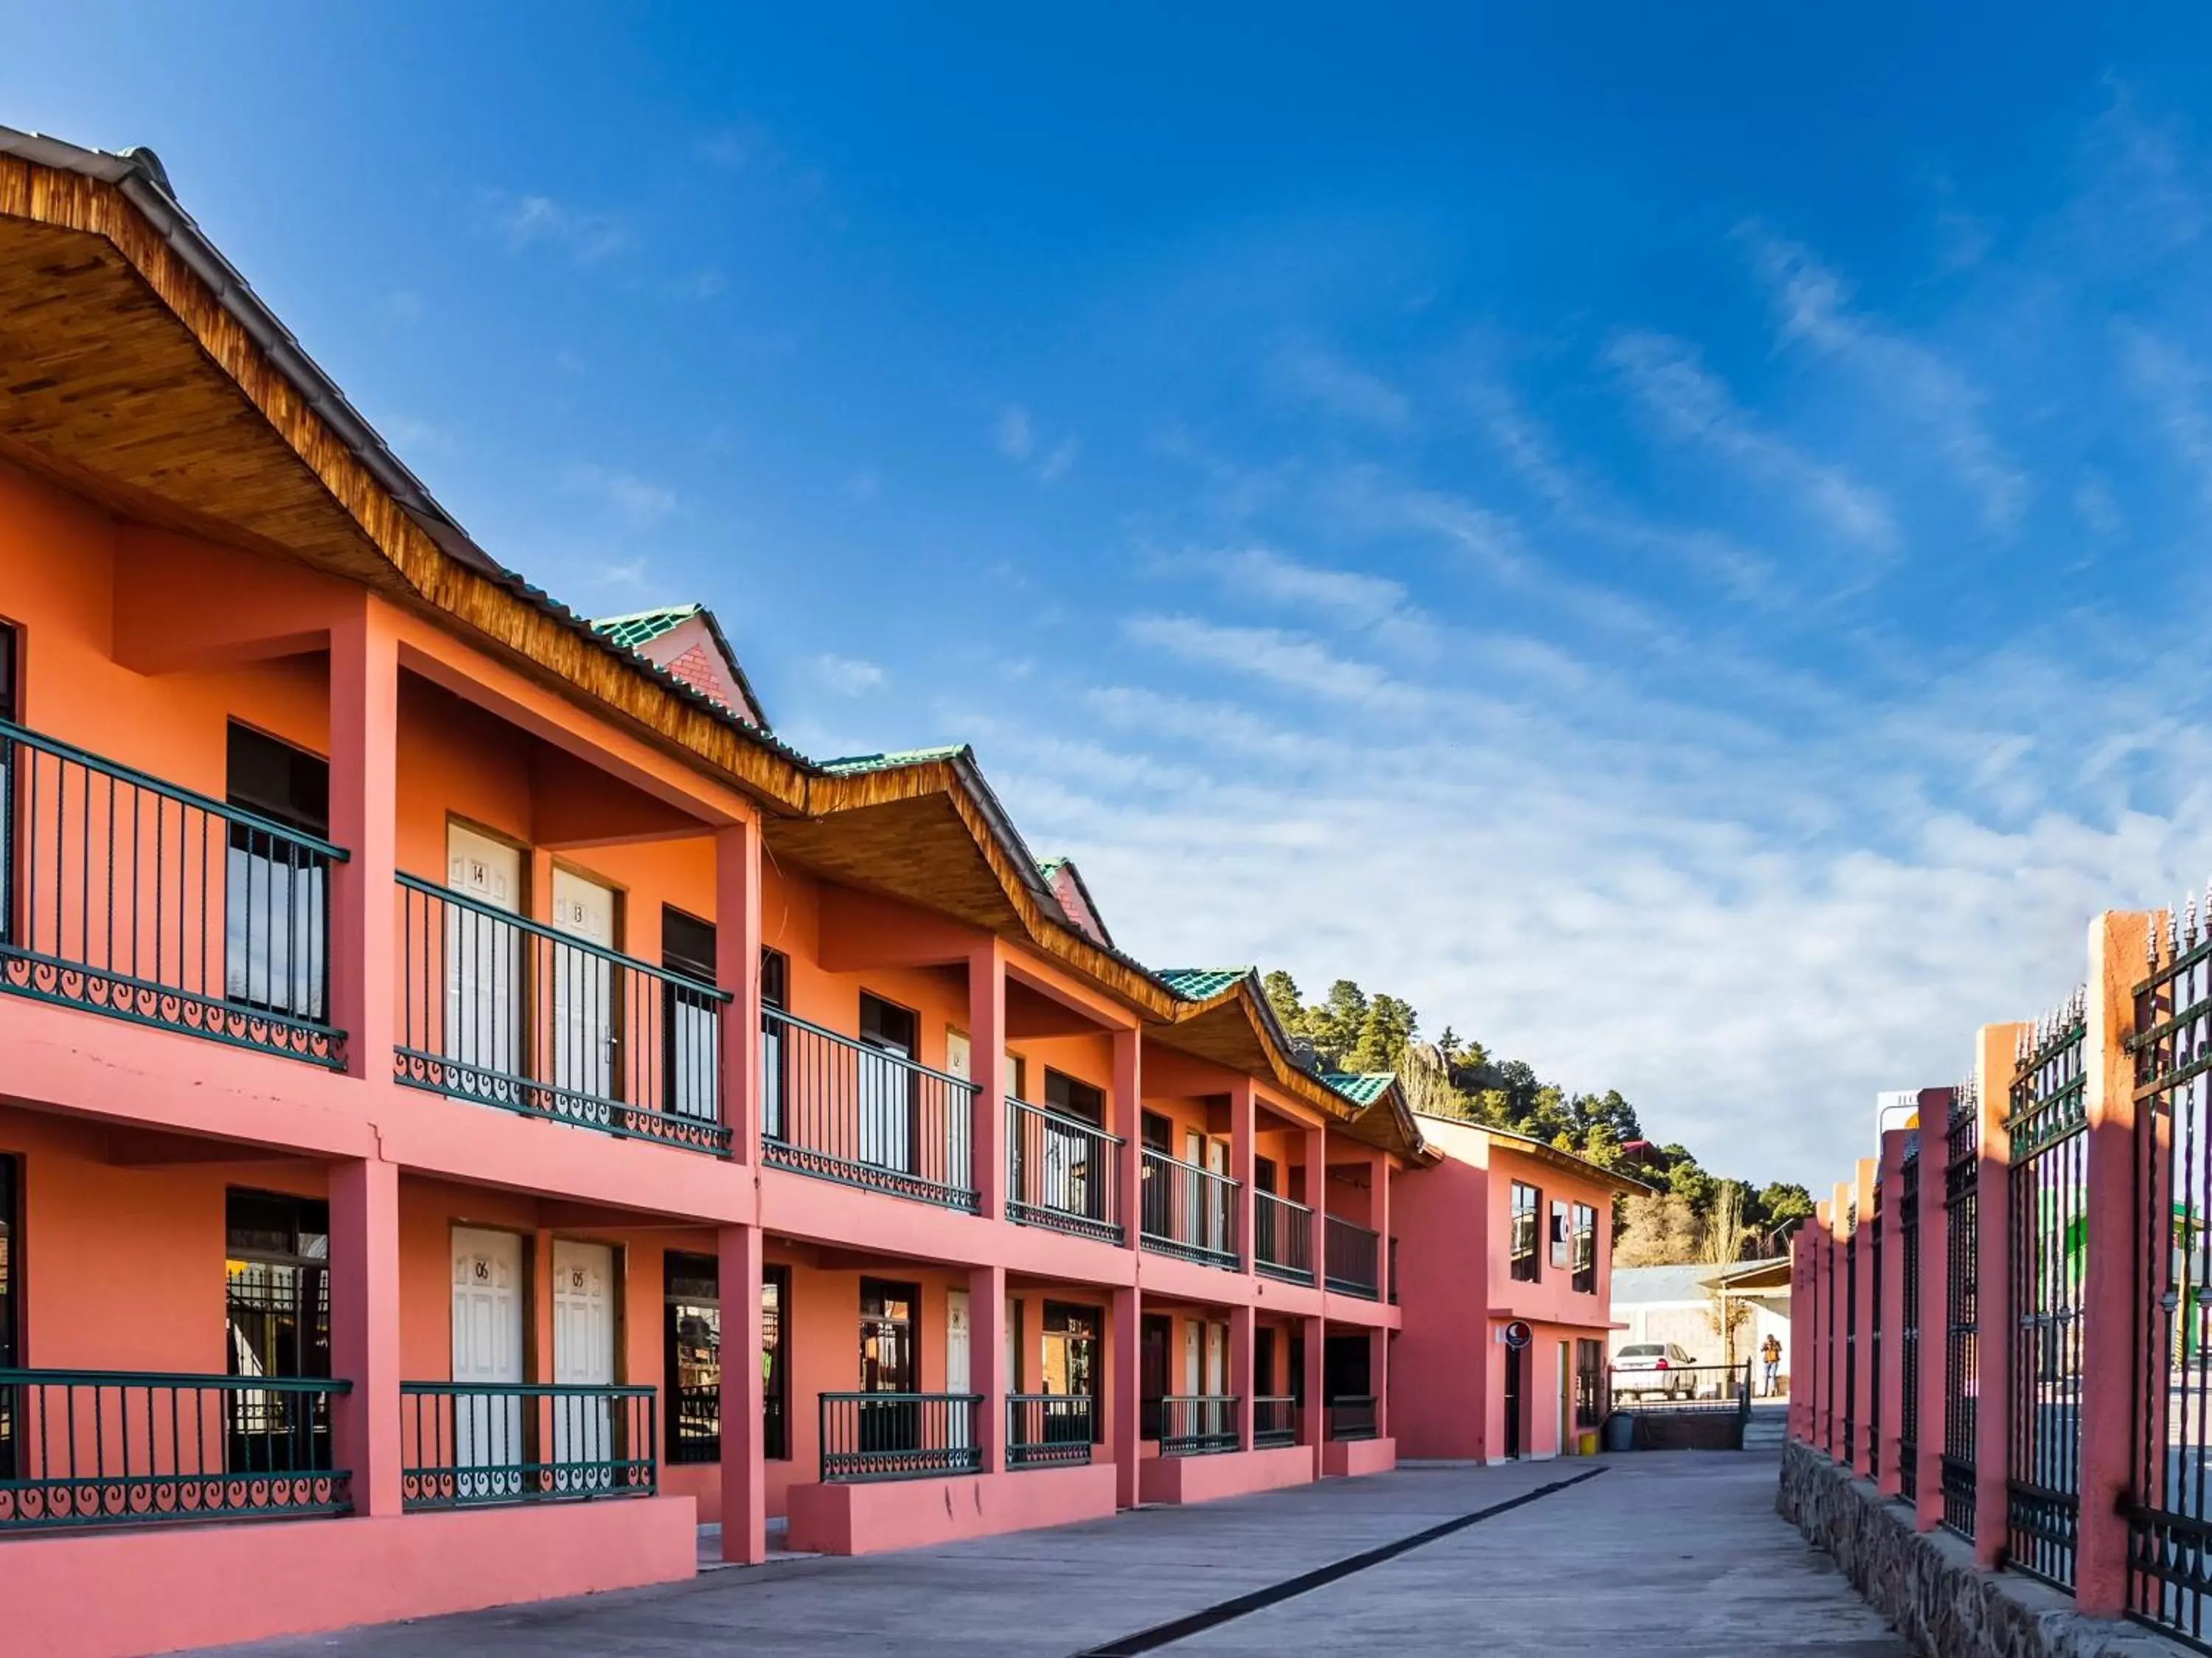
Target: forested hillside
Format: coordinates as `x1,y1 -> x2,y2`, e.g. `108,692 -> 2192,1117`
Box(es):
1263,972 -> 1814,1267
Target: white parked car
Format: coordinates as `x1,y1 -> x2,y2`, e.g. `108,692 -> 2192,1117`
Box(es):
1613,1342 -> 1697,1400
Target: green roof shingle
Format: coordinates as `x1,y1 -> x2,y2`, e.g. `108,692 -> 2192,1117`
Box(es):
817,746 -> 969,776
591,605 -> 701,649
1157,967 -> 1252,1001
1319,1072 -> 1397,1106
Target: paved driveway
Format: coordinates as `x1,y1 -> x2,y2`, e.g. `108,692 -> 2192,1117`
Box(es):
206,1452 -> 1905,1657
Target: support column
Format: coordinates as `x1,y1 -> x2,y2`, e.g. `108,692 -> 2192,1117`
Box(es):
1229,1304 -> 1256,1450
1876,1129 -> 1910,1499
1830,1183 -> 1850,1463
968,943 -> 1006,1221
1914,1089 -> 1950,1530
1972,1021 -> 2024,1570
969,1263 -> 1006,1474
1787,1230 -> 1807,1443
1229,1079 -> 1256,1274
1301,1313 -> 1325,1479
327,598 -> 398,1078
1370,1324 -> 1391,1442
1305,1124 -> 1328,1290
717,1223 -> 766,1563
1113,1028 -> 1144,1252
714,822 -> 763,1165
1110,1286 -> 1141,1508
1852,1157 -> 1877,1479
2078,911 -> 2156,1615
329,1156 -> 401,1516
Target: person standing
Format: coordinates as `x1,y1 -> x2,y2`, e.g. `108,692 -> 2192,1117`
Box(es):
1761,1333 -> 1783,1398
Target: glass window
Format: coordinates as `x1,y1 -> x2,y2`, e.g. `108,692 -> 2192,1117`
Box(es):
664,1251 -> 721,1465
0,619 -> 15,724
223,724 -> 330,1020
859,1278 -> 917,1392
857,996 -> 919,1173
1044,1069 -> 1103,1123
1549,1199 -> 1571,1269
1571,1203 -> 1599,1293
759,947 -> 789,1141
661,909 -> 720,1123
1510,1182 -> 1541,1283
0,1154 -> 13,1478
224,1188 -> 331,1475
763,1266 -> 789,1460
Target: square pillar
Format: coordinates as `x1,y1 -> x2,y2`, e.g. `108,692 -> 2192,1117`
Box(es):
2077,912 -> 2157,1614
1372,1149 -> 1393,1309
1914,1092 -> 1951,1530
1972,1021 -> 2024,1569
1109,1286 -> 1141,1508
1301,1313 -> 1326,1477
1829,1184 -> 1850,1463
717,1224 -> 766,1564
1304,1125 -> 1328,1288
329,1156 -> 401,1516
1229,1304 -> 1256,1449
1371,1325 -> 1391,1440
1812,1199 -> 1830,1451
1113,1029 -> 1144,1252
1876,1129 -> 1910,1499
713,822 -> 763,1164
1229,1079 -> 1256,1273
968,1263 -> 1006,1474
968,943 -> 1006,1221
1787,1231 -> 1807,1443
1852,1157 -> 1877,1479
327,599 -> 398,1078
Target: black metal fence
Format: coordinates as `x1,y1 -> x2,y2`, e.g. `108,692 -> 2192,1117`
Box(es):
1609,1362 -> 1749,1413
760,1008 -> 977,1210
818,1392 -> 980,1482
399,1381 -> 655,1509
2129,906 -> 2212,1641
2006,994 -> 2089,1592
394,875 -> 731,1153
1158,1395 -> 1239,1457
1255,1191 -> 1314,1284
0,1368 -> 351,1530
1327,1395 -> 1378,1441
1254,1395 -> 1298,1449
1139,1151 -> 1239,1270
1006,1100 -> 1122,1243
0,720 -> 348,1067
1324,1215 -> 1380,1299
1944,1078 -> 1981,1541
671,1382 -> 719,1465
1899,1135 -> 1921,1502
1006,1393 -> 1095,1468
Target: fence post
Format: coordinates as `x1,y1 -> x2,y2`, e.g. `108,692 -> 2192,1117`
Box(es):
1914,1090 -> 1950,1530
714,822 -> 762,1167
1113,1028 -> 1143,1255
1787,1229 -> 1808,1443
1110,1285 -> 1142,1508
1877,1130 -> 1909,1498
969,1262 -> 1006,1474
968,942 -> 1006,1222
1973,1021 -> 2025,1570
717,1222 -> 766,1564
1853,1158 -> 1877,1478
1812,1198 -> 1832,1452
2077,911 -> 2155,1614
1832,1181 -> 1851,1462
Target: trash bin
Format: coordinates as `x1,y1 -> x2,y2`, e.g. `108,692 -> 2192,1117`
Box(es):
1604,1411 -> 1634,1453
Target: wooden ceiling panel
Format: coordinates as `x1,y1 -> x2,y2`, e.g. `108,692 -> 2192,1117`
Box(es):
764,794 -> 1023,934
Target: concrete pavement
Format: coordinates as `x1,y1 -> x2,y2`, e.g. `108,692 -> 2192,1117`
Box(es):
202,1451 -> 1906,1657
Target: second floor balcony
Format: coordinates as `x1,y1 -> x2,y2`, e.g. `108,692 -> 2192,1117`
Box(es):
1006,1098 -> 1124,1244
1254,1190 -> 1315,1285
762,1007 -> 978,1210
1140,1148 -> 1239,1272
394,875 -> 732,1154
1324,1214 -> 1380,1300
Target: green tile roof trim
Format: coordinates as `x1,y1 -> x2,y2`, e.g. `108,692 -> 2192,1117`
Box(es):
1156,967 -> 1253,1001
1320,1072 -> 1397,1106
590,605 -> 702,649
1037,856 -> 1069,878
817,746 -> 970,776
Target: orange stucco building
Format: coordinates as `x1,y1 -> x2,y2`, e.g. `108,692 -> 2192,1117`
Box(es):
0,126 -> 1624,1657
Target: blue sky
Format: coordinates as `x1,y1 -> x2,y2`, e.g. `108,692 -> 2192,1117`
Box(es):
15,4 -> 2212,1185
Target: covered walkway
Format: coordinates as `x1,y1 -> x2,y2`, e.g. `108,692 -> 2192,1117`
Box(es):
205,1452 -> 1904,1657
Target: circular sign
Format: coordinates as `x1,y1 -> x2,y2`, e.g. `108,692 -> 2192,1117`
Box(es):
1503,1319 -> 1533,1350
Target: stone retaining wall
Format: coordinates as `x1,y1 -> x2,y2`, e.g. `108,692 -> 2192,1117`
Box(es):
1776,1444 -> 2180,1658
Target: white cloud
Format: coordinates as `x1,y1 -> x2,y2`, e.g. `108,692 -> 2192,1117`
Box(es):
1272,342 -> 1412,430
560,463 -> 678,531
995,405 -> 1035,462
2118,324 -> 2212,506
815,654 -> 887,696
489,192 -> 625,264
994,404 -> 1079,483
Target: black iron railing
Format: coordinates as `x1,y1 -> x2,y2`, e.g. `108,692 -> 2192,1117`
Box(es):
1610,1362 -> 1748,1413
1255,1190 -> 1314,1284
2129,912 -> 2212,1641
1139,1150 -> 1239,1270
400,1381 -> 655,1509
1943,1078 -> 1980,1541
1158,1395 -> 1239,1457
1007,1394 -> 1095,1468
1007,1100 -> 1123,1243
0,1367 -> 351,1530
2007,996 -> 2087,1593
0,719 -> 347,1067
1254,1395 -> 1298,1449
761,1008 -> 977,1210
1389,1235 -> 1400,1305
818,1392 -> 981,1482
671,1382 -> 719,1465
1327,1395 -> 1378,1442
394,875 -> 730,1154
1324,1215 -> 1380,1299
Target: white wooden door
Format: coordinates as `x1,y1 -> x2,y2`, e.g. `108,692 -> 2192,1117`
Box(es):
445,826 -> 523,1088
943,1031 -> 973,1192
946,1288 -> 972,1449
451,1227 -> 525,1498
1206,1321 -> 1228,1395
550,869 -> 616,1110
1183,1319 -> 1201,1393
553,1240 -> 617,1489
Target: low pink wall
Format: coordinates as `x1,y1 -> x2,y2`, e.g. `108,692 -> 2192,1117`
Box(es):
0,1496 -> 698,1658
785,1464 -> 1119,1555
1322,1436 -> 1397,1478
1137,1445 -> 1314,1505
